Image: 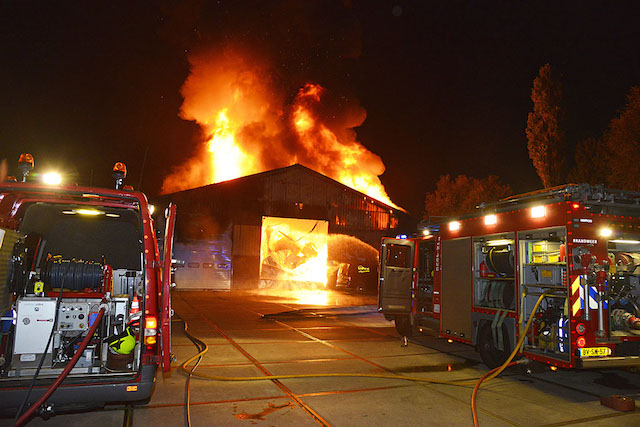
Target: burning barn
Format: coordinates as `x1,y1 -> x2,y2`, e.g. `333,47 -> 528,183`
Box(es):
154,50 -> 415,292
159,164 -> 414,291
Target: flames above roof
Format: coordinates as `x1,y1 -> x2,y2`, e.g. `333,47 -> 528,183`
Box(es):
161,49 -> 396,208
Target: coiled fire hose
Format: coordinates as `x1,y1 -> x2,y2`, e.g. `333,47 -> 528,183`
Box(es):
179,290 -> 553,426
15,308 -> 106,427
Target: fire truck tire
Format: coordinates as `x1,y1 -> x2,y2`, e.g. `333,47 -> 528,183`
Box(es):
477,323 -> 511,369
394,314 -> 415,337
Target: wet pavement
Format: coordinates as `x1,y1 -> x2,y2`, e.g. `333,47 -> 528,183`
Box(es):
10,289 -> 640,426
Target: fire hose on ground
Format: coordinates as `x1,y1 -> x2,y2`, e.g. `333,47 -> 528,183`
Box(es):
15,308 -> 106,427
471,289 -> 554,427
178,290 -> 553,426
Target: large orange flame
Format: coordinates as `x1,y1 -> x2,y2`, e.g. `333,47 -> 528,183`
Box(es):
162,50 -> 396,208
207,109 -> 256,183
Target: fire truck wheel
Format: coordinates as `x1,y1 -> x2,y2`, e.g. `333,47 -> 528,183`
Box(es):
394,314 -> 415,337
477,323 -> 511,369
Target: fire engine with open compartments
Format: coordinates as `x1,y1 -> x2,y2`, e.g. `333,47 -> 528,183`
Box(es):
0,155 -> 176,420
379,184 -> 640,369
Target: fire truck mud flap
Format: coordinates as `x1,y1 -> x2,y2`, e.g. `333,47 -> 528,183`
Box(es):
0,364 -> 157,416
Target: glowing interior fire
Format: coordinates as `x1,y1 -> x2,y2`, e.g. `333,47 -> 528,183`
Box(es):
162,50 -> 396,208
260,217 -> 328,286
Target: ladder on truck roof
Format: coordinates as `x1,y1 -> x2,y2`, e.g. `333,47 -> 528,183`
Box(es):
476,184 -> 640,216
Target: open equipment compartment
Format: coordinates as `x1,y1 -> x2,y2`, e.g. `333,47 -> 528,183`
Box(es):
518,227 -> 570,362
0,163 -> 176,417
473,233 -> 516,311
2,201 -> 146,379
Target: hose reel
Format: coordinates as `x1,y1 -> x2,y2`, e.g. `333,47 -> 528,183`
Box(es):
485,246 -> 514,276
41,258 -> 104,292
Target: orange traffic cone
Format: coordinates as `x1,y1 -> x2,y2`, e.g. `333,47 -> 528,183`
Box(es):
130,294 -> 140,315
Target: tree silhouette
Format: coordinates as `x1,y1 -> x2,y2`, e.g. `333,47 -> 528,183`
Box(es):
567,137 -> 608,185
604,87 -> 640,191
526,64 -> 567,188
424,175 -> 512,218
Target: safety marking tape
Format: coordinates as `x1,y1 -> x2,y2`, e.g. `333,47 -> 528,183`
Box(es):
572,276 -> 582,316
571,276 -> 607,316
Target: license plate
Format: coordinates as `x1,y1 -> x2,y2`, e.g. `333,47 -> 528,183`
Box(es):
579,347 -> 612,357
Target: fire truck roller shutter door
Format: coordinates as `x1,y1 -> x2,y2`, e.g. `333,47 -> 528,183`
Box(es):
441,238 -> 473,340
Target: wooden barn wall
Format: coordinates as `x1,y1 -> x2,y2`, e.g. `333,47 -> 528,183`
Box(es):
231,224 -> 261,290
260,168 -> 407,249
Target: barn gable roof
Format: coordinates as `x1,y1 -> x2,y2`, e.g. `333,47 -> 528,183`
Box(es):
164,163 -> 404,213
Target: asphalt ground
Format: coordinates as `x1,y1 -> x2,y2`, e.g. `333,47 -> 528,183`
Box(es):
9,289 -> 640,426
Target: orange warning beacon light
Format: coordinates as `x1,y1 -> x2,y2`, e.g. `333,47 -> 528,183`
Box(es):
18,153 -> 34,182
112,162 -> 127,190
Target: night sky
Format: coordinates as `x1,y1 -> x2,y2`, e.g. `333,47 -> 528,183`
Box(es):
2,1 -> 640,216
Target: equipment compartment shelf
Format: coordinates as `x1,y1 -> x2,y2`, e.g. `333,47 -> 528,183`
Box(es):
522,264 -> 565,286
522,283 -> 567,290
523,262 -> 566,266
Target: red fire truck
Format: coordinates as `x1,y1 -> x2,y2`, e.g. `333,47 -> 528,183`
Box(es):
0,155 -> 176,421
379,184 -> 640,369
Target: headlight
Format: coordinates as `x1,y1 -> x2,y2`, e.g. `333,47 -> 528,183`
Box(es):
42,172 -> 62,185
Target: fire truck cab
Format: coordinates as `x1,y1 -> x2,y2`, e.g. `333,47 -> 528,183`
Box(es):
0,158 -> 176,418
379,184 -> 640,369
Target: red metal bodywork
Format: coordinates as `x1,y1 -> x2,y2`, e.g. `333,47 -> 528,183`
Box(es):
382,194 -> 640,369
0,181 -> 175,408
160,203 -> 176,372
